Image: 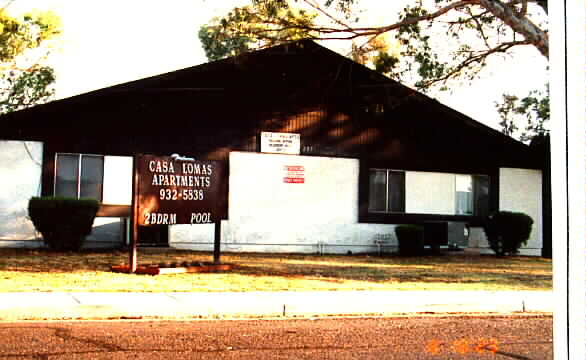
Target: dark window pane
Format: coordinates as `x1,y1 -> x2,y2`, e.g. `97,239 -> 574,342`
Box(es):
80,155 -> 104,200
388,171 -> 405,212
368,170 -> 387,212
473,175 -> 490,218
55,154 -> 79,197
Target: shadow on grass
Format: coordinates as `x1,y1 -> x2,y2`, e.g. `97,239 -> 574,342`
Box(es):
229,262 -> 552,287
231,263 -> 393,282
0,248 -> 552,289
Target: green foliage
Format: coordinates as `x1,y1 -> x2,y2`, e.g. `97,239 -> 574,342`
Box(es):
483,211 -> 533,257
28,197 -> 100,251
496,94 -> 520,137
395,225 -> 425,256
198,24 -> 254,62
0,8 -> 61,114
373,51 -> 399,75
198,3 -> 317,61
496,85 -> 549,143
0,66 -> 55,113
0,9 -> 61,63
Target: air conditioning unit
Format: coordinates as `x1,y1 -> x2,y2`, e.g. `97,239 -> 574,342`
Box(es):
447,222 -> 468,248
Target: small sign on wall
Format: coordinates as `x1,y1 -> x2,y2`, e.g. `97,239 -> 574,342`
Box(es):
284,165 -> 305,183
261,132 -> 300,155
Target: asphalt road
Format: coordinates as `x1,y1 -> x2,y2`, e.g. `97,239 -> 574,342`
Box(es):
0,315 -> 552,359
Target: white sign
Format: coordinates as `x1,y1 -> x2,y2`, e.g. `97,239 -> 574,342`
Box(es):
261,132 -> 300,155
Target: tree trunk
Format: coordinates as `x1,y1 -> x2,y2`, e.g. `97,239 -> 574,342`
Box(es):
479,0 -> 549,58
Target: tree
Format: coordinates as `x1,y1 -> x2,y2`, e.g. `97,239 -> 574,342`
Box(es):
199,3 -> 317,62
0,6 -> 61,114
496,94 -> 520,137
496,85 -> 549,143
199,0 -> 547,92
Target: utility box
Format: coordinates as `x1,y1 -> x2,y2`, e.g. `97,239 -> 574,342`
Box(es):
447,222 -> 468,248
423,222 -> 448,247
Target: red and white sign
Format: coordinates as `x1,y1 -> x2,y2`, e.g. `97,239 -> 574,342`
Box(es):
284,165 -> 305,184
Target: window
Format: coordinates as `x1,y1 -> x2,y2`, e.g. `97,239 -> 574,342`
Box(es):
455,174 -> 491,216
368,169 -> 490,216
55,153 -> 104,200
368,169 -> 405,213
455,175 -> 473,215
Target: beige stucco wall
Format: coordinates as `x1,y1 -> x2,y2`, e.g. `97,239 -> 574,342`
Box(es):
228,151 -> 358,225
0,141 -> 43,247
499,167 -> 543,256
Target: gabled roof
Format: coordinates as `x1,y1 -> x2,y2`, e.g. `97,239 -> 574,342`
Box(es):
0,40 -> 540,169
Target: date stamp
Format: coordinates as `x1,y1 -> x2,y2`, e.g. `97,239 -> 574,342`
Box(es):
426,338 -> 499,356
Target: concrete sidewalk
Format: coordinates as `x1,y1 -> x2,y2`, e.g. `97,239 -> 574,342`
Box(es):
0,290 -> 553,321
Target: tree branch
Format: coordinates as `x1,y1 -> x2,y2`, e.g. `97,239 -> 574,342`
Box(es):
467,7 -> 491,48
420,39 -> 532,88
302,0 -> 354,33
244,0 -> 483,42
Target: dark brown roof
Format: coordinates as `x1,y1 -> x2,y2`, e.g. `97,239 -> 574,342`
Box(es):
0,40 -> 541,170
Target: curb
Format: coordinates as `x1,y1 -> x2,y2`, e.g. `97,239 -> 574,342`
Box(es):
0,291 -> 553,321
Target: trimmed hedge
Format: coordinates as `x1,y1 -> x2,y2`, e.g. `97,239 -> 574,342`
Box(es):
28,197 -> 100,251
483,211 -> 533,256
395,225 -> 425,256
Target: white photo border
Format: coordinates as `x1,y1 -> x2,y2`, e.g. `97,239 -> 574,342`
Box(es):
550,1 -> 586,358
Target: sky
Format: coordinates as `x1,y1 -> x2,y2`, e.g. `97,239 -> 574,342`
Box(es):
4,0 -> 548,132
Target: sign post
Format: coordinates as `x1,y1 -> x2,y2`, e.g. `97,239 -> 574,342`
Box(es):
129,155 -> 140,273
129,154 -> 226,272
214,222 -> 221,264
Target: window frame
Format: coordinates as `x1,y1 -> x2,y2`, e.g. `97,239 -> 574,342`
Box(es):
54,153 -> 105,201
368,168 -> 405,214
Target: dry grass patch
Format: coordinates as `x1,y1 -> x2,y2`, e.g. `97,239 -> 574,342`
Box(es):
0,248 -> 552,292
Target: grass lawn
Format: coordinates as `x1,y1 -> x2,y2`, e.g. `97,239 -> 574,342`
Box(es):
0,248 -> 552,293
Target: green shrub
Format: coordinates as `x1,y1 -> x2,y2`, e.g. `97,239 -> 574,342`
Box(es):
395,225 -> 425,256
483,211 -> 533,256
28,197 -> 100,251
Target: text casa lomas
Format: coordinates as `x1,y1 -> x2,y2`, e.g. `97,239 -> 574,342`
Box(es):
149,160 -> 212,188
